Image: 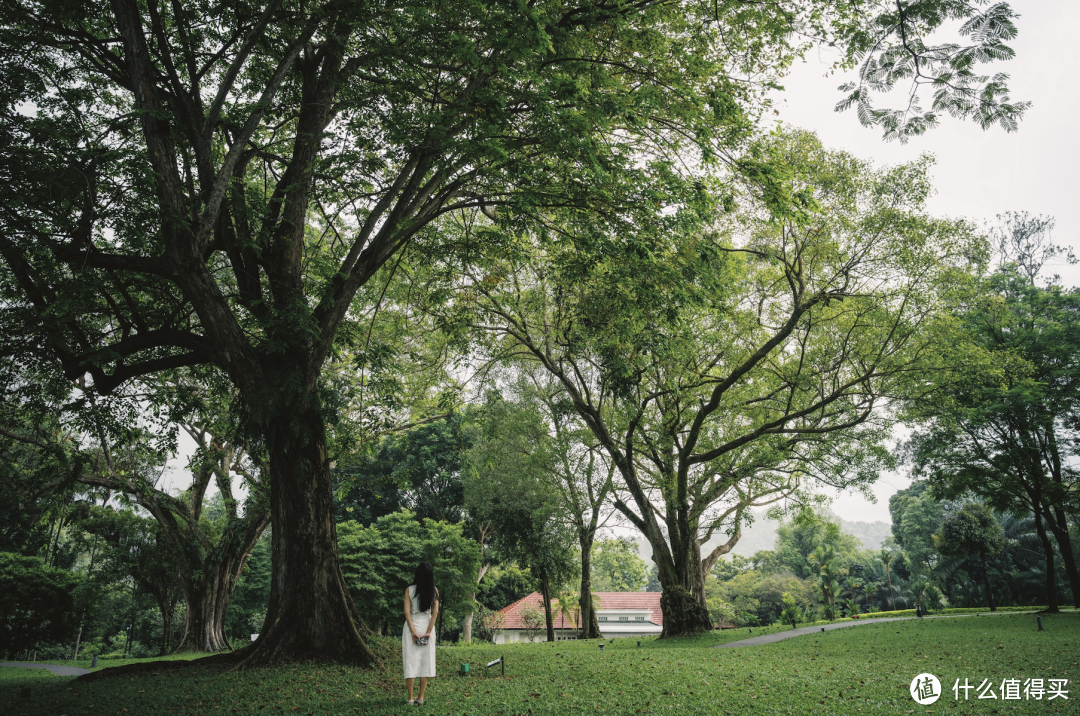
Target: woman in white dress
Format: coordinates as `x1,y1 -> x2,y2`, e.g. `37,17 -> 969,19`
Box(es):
403,562 -> 439,706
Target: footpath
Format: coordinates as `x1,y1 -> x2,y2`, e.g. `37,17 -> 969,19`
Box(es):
713,614 -> 981,649
0,661 -> 91,676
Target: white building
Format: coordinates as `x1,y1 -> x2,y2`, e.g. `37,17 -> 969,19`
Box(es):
491,591 -> 663,643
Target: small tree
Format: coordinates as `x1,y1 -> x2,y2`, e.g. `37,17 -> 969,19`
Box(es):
779,592 -> 802,626
935,503 -> 1006,611
707,598 -> 738,628
471,606 -> 504,645
518,604 -> 545,643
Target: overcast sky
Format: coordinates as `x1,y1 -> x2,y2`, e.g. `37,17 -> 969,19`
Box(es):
162,1 -> 1079,526
776,0 -> 1080,523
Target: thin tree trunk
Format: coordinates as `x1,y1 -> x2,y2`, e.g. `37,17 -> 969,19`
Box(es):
578,532 -> 601,639
239,404 -> 375,666
1047,504 -> 1080,608
1034,512 -> 1060,613
156,593 -> 173,656
979,552 -> 997,612
72,620 -> 84,661
462,564 -> 489,643
540,570 -> 555,643
125,584 -> 139,657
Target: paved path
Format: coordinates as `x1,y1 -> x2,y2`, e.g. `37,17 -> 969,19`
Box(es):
1,661 -> 90,676
713,615 -> 978,649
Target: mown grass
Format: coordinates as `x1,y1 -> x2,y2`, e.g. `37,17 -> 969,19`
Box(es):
2,612 -> 1076,715
0,667 -> 58,682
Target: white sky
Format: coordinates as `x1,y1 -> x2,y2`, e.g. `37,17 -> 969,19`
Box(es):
161,0 -> 1079,525
776,0 -> 1080,523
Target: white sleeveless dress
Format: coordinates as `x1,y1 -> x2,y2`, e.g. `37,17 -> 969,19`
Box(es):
402,584 -> 436,678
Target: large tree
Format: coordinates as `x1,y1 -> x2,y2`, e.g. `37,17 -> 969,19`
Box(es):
934,502 -> 1006,611
0,0 -> 1027,662
465,393 -> 577,642
425,131 -> 984,634
905,215 -> 1080,610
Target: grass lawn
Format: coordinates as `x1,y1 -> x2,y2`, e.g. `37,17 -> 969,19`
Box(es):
1,612 -> 1076,715
0,667 -> 59,682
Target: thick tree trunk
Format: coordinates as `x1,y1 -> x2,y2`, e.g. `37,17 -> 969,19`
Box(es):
1047,504 -> 1080,608
462,564 -> 489,643
647,545 -> 711,637
1033,513 -> 1060,613
462,612 -> 474,643
178,560 -> 236,652
171,515 -> 268,653
622,515 -> 709,637
540,570 -> 555,643
578,532 -> 601,639
979,552 -> 997,612
239,406 -> 375,666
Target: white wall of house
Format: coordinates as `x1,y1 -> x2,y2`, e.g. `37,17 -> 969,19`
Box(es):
493,607 -> 661,643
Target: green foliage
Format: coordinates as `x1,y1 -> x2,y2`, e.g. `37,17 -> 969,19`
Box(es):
0,552 -> 77,657
780,591 -> 803,625
337,512 -> 481,634
769,511 -> 865,579
224,534 -> 271,641
935,503 -> 1006,561
477,564 -> 534,612
888,482 -> 945,575
334,416 -> 470,526
590,538 -> 649,593
465,394 -> 577,598
469,604 -> 505,645
710,554 -> 752,583
716,571 -> 818,627
706,598 -> 738,628
901,220 -> 1080,609
518,604 -> 546,642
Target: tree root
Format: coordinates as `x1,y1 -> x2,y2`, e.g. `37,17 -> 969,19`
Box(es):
74,651 -> 242,682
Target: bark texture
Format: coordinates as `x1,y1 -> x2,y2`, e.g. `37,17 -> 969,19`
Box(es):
578,536 -> 601,639
540,570 -> 555,643
238,408 -> 374,666
659,585 -> 711,638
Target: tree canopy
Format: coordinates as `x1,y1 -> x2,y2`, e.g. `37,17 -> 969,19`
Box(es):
0,0 -> 1029,658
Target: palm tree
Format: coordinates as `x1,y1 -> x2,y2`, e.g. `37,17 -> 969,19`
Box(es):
878,549 -> 895,610
810,547 -> 839,619
554,591 -> 603,639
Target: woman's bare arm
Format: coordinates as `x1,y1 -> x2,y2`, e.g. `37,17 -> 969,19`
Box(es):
404,588 -> 418,638
424,590 -> 439,637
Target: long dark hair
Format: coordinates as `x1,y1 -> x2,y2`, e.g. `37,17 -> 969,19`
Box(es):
413,563 -> 436,612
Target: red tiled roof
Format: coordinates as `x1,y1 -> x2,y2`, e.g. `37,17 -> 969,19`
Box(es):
495,591 -> 663,629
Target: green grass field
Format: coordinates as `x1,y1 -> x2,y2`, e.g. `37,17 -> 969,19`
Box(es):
2,612 -> 1076,715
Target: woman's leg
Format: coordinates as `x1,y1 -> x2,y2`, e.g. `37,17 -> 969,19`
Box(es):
406,678 -> 414,701
418,677 -> 428,701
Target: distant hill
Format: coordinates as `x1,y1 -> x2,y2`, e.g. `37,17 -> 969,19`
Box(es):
632,509 -> 892,564
837,517 -> 892,551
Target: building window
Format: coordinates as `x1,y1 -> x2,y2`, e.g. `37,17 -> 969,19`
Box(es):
599,617 -> 608,622
635,616 -> 645,621
619,616 -> 628,622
